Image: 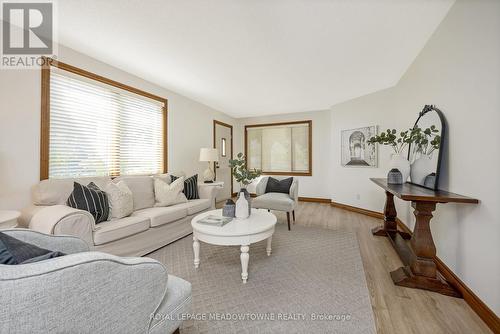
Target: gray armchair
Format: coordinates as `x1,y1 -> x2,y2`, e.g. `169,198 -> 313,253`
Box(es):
252,176 -> 299,230
0,229 -> 191,334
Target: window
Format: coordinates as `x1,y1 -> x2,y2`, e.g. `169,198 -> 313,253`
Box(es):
245,120 -> 312,176
40,59 -> 167,179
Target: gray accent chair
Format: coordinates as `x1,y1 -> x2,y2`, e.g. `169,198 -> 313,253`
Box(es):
0,229 -> 191,334
252,176 -> 299,230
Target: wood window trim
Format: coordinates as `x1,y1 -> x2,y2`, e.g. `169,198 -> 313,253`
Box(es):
213,120 -> 234,194
244,120 -> 312,176
40,57 -> 168,180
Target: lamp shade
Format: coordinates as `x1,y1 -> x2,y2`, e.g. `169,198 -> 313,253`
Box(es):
199,148 -> 219,162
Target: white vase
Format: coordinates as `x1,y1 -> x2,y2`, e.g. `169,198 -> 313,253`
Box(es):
389,154 -> 410,182
410,155 -> 434,185
235,192 -> 249,219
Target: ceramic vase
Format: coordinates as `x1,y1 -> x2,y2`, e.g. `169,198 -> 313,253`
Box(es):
235,191 -> 249,219
222,199 -> 236,218
389,153 -> 410,183
410,155 -> 434,185
239,188 -> 252,216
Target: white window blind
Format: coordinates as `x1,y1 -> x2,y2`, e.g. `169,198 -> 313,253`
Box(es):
49,69 -> 165,178
246,122 -> 311,174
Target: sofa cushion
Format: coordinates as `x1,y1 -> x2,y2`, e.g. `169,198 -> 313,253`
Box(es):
132,206 -> 188,227
252,192 -> 295,212
93,216 -> 150,245
32,177 -> 111,205
113,176 -> 155,211
150,275 -> 192,334
176,199 -> 211,215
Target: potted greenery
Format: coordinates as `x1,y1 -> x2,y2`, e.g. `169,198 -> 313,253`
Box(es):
367,129 -> 414,182
368,126 -> 441,183
229,153 -> 262,216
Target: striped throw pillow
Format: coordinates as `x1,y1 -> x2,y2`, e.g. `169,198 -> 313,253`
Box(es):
67,182 -> 110,224
170,174 -> 199,200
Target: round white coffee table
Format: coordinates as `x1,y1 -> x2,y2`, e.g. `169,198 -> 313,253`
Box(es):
191,208 -> 277,283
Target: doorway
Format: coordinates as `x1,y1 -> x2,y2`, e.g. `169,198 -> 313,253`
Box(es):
213,120 -> 233,202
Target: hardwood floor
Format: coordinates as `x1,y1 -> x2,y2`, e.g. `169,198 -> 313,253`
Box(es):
247,201 -> 492,334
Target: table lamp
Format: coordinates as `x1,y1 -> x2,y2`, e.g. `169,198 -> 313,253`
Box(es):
199,148 -> 219,183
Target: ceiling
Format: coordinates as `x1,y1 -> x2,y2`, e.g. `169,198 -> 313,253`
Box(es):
57,0 -> 455,118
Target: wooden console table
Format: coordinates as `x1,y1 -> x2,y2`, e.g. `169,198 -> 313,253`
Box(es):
371,178 -> 478,297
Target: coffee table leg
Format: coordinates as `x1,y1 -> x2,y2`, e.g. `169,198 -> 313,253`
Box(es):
266,236 -> 272,256
240,245 -> 249,283
193,236 -> 200,269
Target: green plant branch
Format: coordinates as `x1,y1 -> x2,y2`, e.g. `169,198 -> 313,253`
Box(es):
229,152 -> 262,188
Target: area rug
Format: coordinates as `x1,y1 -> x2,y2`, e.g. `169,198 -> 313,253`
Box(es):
148,224 -> 376,334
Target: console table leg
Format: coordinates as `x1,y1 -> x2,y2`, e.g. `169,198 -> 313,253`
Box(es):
240,245 -> 249,283
410,201 -> 437,277
390,201 -> 460,297
372,191 -> 398,236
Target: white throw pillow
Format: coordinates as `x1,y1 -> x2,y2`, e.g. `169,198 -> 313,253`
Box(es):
154,176 -> 188,207
105,181 -> 134,219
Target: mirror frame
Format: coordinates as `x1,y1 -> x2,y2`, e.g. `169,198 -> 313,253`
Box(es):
407,105 -> 446,190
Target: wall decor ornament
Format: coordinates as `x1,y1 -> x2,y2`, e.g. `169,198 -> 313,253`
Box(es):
341,126 -> 378,167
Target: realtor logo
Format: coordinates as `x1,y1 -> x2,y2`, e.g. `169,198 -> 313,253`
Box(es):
1,1 -> 56,69
2,2 -> 53,54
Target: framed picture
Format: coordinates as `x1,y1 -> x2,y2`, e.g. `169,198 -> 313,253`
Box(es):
341,126 -> 377,167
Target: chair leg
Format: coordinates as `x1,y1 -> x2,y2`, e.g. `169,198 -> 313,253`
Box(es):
292,210 -> 295,223
268,209 -> 270,212
286,212 -> 291,231
173,328 -> 180,334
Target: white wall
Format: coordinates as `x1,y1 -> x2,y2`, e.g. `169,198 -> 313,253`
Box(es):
0,45 -> 236,210
236,110 -> 332,199
330,0 -> 500,314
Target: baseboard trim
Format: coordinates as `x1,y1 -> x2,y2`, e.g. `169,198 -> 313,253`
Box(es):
298,197 -> 331,203
330,201 -> 384,220
333,201 -> 500,333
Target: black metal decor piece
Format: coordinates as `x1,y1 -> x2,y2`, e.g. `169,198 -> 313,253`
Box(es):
407,105 -> 446,190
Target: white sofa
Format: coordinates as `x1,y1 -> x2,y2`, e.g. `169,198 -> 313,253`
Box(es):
19,172 -> 217,257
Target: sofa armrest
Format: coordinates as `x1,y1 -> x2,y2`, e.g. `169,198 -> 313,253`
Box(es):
18,205 -> 47,228
29,205 -> 95,247
289,178 -> 299,202
198,185 -> 218,209
0,252 -> 168,334
255,177 -> 269,196
2,229 -> 89,254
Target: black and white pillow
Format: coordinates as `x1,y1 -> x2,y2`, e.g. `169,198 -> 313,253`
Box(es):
170,174 -> 199,200
67,182 -> 109,224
